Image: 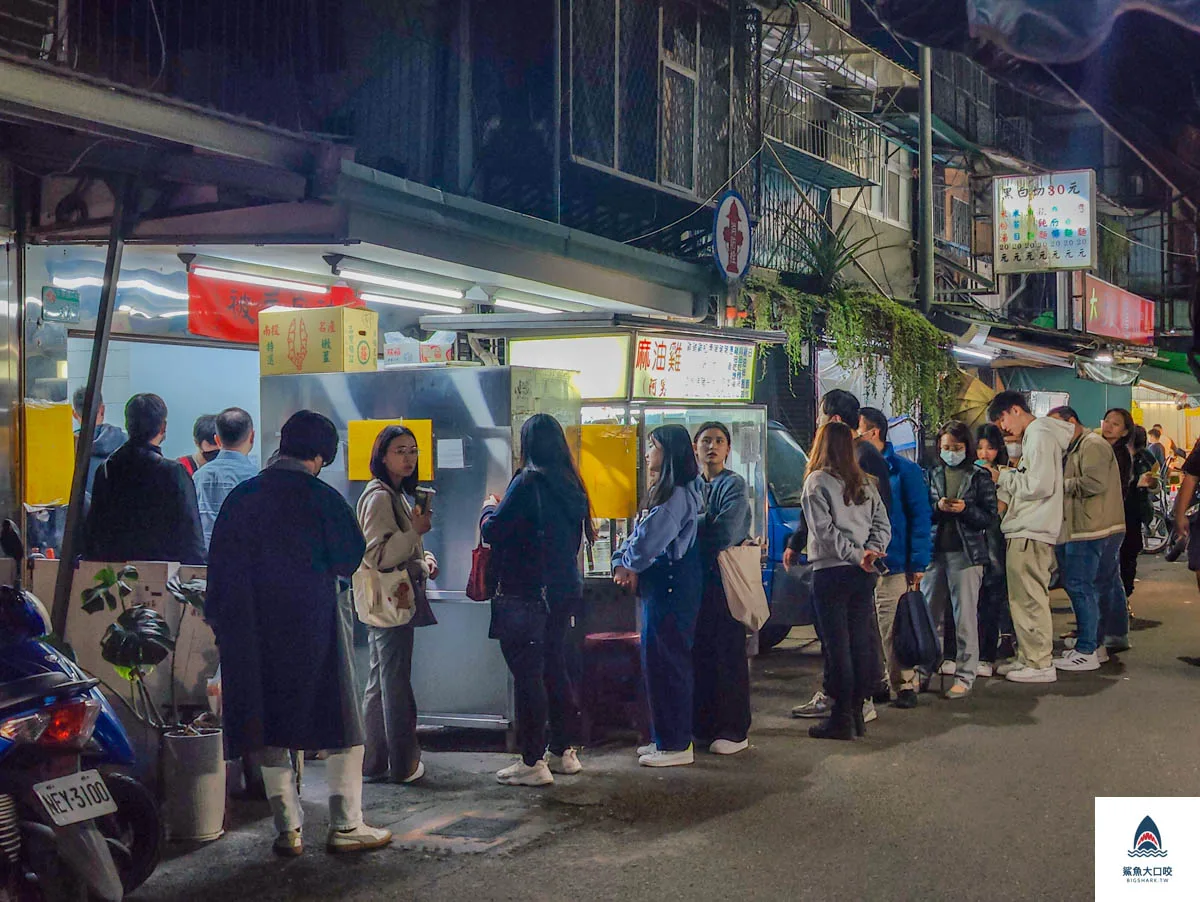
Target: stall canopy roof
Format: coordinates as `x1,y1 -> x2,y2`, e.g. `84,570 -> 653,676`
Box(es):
1138,365 -> 1200,403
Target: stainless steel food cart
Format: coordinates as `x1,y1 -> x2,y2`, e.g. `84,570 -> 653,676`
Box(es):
260,365 -> 580,732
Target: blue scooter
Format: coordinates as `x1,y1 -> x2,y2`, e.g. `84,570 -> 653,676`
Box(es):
0,521 -> 160,901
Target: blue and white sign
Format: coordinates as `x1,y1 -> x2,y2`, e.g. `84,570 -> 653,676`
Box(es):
713,190 -> 752,282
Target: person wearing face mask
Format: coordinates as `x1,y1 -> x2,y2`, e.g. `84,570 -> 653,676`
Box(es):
178,413 -> 220,477
206,410 -> 393,857
923,421 -> 997,698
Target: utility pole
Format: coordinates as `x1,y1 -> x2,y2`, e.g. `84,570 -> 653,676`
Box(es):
918,45 -> 935,316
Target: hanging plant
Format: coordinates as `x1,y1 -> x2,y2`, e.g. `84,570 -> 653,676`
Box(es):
738,275 -> 961,427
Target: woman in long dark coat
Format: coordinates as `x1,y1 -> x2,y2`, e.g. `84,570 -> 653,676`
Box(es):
206,410 -> 392,858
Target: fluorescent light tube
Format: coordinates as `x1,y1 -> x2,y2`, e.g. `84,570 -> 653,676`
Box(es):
952,346 -> 995,361
359,293 -> 464,314
337,268 -> 464,300
191,266 -> 327,294
493,298 -> 562,314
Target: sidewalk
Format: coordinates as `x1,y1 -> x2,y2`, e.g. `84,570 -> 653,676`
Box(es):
134,555 -> 1200,901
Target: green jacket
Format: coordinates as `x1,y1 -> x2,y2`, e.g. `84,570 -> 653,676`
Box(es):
1060,430 -> 1125,542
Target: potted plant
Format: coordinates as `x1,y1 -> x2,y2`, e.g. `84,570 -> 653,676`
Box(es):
81,567 -> 225,842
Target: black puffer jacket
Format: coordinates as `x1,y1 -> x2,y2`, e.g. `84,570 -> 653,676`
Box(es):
927,463 -> 997,567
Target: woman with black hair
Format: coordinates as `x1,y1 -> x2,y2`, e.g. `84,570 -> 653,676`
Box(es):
925,420 -> 997,698
691,422 -> 753,756
975,423 -> 1014,670
483,414 -> 593,787
355,425 -> 439,785
613,424 -> 704,767
1121,425 -> 1159,597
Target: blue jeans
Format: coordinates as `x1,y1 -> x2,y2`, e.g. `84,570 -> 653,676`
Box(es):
1098,532 -> 1130,644
1059,539 -> 1104,655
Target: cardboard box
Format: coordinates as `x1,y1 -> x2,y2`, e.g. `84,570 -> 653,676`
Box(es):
259,305 -> 378,375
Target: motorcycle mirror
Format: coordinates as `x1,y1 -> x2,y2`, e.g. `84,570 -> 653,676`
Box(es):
1,519 -> 24,562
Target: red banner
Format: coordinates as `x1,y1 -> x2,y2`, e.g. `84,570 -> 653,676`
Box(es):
187,275 -> 358,343
1075,272 -> 1155,345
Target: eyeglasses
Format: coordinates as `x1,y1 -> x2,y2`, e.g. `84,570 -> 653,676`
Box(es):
391,447 -> 419,457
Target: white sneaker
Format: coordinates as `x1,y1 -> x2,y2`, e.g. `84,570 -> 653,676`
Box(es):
636,742 -> 658,757
638,745 -> 694,768
1005,663 -> 1058,684
862,699 -> 878,723
273,828 -> 302,857
1096,646 -> 1109,664
325,823 -> 393,854
995,659 -> 1022,676
496,760 -> 554,786
977,661 -> 994,678
546,748 -> 582,775
1054,649 -> 1101,672
709,739 -> 749,755
791,690 -> 832,718
401,760 -> 425,784
939,660 -> 957,675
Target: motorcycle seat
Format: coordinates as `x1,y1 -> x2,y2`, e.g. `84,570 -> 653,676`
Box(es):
0,672 -> 98,715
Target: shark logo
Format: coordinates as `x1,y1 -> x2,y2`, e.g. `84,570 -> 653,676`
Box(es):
1129,816 -> 1168,858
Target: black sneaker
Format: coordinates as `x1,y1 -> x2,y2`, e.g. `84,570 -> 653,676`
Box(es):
892,689 -> 918,709
872,686 -> 892,705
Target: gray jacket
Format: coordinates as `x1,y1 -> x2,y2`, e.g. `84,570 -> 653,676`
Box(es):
801,469 -> 891,571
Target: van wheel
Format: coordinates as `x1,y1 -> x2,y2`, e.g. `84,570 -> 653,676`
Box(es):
757,623 -> 791,653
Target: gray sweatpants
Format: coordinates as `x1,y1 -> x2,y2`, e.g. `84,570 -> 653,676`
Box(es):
923,550 -> 983,687
361,625 -> 421,782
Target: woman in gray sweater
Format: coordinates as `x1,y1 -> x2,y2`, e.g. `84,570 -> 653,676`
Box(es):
800,421 -> 891,740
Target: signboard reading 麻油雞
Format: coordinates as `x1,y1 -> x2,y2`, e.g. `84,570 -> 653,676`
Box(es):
993,168 -> 1096,274
631,333 -> 755,401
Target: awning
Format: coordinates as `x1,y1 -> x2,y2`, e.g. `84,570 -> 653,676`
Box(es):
1138,365 -> 1200,404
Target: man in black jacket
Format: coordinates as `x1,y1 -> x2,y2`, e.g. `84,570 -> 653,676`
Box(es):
84,393 -> 206,564
785,389 -> 893,720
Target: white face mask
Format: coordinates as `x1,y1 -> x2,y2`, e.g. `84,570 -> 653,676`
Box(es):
1006,442 -> 1022,459
941,449 -> 966,467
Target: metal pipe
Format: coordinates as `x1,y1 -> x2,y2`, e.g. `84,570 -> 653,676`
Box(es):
918,45 -> 934,316
50,176 -> 136,639
553,0 -> 562,223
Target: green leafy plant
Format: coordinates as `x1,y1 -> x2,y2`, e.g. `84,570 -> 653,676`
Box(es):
80,565 -> 207,730
739,275 -> 961,427
787,214 -> 879,297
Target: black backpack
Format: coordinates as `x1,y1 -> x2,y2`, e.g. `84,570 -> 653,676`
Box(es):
893,589 -> 940,672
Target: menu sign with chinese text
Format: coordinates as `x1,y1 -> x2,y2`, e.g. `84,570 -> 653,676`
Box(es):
993,169 -> 1096,274
631,333 -> 755,401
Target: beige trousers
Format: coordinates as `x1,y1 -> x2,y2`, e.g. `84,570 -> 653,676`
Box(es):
875,573 -> 918,692
1005,537 -> 1055,670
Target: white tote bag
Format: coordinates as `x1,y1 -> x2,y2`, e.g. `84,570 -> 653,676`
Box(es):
717,543 -> 770,631
352,564 -> 416,629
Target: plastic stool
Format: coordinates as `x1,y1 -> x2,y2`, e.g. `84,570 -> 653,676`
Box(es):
582,632 -> 651,744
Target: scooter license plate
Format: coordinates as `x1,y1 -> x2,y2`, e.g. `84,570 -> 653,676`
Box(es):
33,769 -> 118,827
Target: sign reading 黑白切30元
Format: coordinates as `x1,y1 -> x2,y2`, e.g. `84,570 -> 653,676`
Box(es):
993,168 -> 1096,274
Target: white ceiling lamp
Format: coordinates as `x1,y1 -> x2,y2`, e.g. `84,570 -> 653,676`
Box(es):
190,266 -> 328,295
493,298 -> 563,315
52,275 -> 189,301
326,254 -> 466,300
1093,349 -> 1115,364
359,292 -> 464,314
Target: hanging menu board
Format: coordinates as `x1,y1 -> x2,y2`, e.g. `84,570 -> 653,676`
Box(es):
993,168 -> 1096,274
631,333 -> 755,401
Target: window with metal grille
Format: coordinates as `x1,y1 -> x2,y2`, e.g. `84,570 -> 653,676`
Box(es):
952,197 -> 971,249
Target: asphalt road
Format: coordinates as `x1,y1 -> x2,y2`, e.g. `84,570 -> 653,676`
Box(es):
134,555 -> 1200,901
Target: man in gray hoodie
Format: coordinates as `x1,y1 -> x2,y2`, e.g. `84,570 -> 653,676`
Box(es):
986,391 -> 1075,684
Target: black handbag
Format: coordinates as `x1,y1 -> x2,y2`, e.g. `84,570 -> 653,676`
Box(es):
405,560 -> 438,628
487,477 -> 549,643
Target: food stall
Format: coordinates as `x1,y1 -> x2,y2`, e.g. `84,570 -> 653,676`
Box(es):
259,363 -> 580,733
420,312 -> 786,637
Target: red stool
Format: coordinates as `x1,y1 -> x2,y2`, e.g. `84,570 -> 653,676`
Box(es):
582,632 -> 651,744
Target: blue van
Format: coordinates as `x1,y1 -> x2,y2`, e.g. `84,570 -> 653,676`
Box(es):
759,421 -> 812,651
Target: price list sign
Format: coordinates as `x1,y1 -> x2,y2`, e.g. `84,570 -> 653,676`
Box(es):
631,333 -> 755,401
993,169 -> 1096,274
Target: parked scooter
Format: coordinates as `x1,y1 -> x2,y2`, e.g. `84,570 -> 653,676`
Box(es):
0,521 -> 160,901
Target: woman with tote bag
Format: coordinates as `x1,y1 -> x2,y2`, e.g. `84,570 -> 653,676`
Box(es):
691,421 -> 753,756
355,425 -> 438,785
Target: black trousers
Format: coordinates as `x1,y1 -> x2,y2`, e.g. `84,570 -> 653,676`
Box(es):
500,605 -> 583,766
692,575 -> 751,744
812,566 -> 879,720
1121,514 -> 1142,597
976,564 -> 1010,663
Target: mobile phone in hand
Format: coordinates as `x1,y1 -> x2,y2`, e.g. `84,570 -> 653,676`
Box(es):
872,556 -> 890,576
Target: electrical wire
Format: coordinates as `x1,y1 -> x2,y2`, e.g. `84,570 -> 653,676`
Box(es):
148,0 -> 166,89
1099,221 -> 1197,259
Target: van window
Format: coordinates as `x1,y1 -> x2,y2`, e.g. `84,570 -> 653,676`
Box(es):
768,426 -> 809,507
